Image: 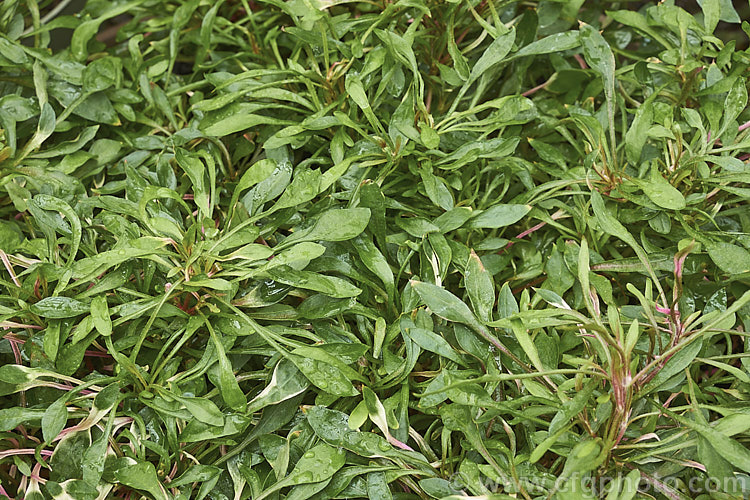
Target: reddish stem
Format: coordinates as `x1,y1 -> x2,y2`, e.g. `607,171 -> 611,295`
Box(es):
574,53 -> 588,69
522,81 -> 548,97
9,337 -> 22,364
85,350 -> 113,358
0,449 -> 53,459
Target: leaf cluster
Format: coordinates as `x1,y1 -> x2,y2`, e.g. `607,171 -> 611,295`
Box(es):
0,0 -> 750,499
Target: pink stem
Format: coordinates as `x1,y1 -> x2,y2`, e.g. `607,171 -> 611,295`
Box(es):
0,449 -> 53,459
522,81 -> 548,97
674,252 -> 688,280
574,53 -> 588,69
31,463 -> 46,484
167,461 -> 179,481
9,337 -> 22,364
0,250 -> 20,287
515,221 -> 547,240
387,435 -> 414,452
3,322 -> 43,330
503,210 -> 564,253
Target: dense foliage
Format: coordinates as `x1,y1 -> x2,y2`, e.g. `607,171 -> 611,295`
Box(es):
1,0 -> 750,498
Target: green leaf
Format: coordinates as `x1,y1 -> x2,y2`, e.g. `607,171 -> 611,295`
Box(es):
200,107 -> 293,136
288,443 -> 346,483
82,57 -> 121,92
410,280 -> 482,330
465,250 -> 495,322
264,242 -> 326,270
113,461 -> 167,500
257,444 -> 346,500
46,479 -> 99,500
548,380 -> 596,435
706,241 -> 750,274
90,296 -> 112,336
29,194 -> 82,266
175,147 -> 210,216
701,0 -> 721,32
561,438 -> 606,477
0,364 -> 47,384
0,408 -> 45,432
435,207 -> 474,233
624,102 -> 653,165
606,10 -> 672,48
21,101 -> 56,157
0,37 -> 28,64
71,237 -> 171,281
306,406 -> 397,458
264,266 -> 361,298
509,319 -> 545,373
279,208 -> 371,248
44,320 -> 62,362
289,346 -> 363,397
468,204 -> 531,228
367,472 -> 393,500
400,318 -> 466,367
83,410 -> 117,486
580,22 -> 616,164
510,31 -> 581,59
31,297 -> 90,318
229,159 -> 276,216
205,319 -> 246,411
70,1 -> 146,60
465,28 -> 516,87
173,394 -> 224,426
185,276 -> 233,291
273,168 -> 323,210
42,396 -> 67,443
664,407 -> 750,474
591,191 -> 634,244
639,171 -> 686,210
535,287 -> 570,310
641,339 -> 703,394
352,235 -> 395,298
345,74 -> 371,110
420,126 -> 440,150
497,283 -> 519,319
247,359 -> 309,413
420,168 -> 453,210
170,465 -> 222,488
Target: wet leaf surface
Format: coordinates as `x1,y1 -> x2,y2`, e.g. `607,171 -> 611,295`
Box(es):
1,1 -> 749,498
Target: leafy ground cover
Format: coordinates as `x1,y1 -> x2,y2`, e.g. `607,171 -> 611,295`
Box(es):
1,0 -> 750,498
